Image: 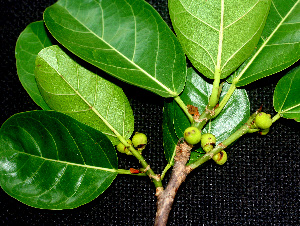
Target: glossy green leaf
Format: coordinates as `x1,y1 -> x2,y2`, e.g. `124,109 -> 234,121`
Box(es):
164,68 -> 250,161
43,0 -> 186,98
0,111 -> 118,209
35,45 -> 134,145
274,66 -> 300,122
162,100 -> 178,164
169,0 -> 271,79
15,21 -> 53,110
188,151 -> 206,164
230,0 -> 300,86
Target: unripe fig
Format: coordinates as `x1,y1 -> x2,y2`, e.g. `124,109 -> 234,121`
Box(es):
132,132 -> 147,151
259,128 -> 270,135
212,150 -> 227,165
201,133 -> 216,152
255,112 -> 272,130
184,127 -> 201,145
116,139 -> 133,155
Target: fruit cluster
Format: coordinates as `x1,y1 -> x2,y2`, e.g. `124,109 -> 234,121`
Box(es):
116,133 -> 147,155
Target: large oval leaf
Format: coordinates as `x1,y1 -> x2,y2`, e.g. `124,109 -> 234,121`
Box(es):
0,111 -> 118,209
164,68 -> 250,161
43,0 -> 186,98
169,0 -> 271,79
274,66 -> 300,122
230,0 -> 300,86
35,45 -> 134,145
15,21 -> 53,110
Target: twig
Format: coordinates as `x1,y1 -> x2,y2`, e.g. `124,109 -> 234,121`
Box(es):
155,139 -> 192,226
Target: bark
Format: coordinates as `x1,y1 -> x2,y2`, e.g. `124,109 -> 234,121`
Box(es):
154,140 -> 192,226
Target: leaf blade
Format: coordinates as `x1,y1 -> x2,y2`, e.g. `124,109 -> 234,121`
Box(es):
274,66 -> 300,121
162,100 -> 178,165
169,0 -> 271,79
0,111 -> 118,209
35,45 -> 134,145
15,21 -> 53,110
43,0 -> 186,97
231,0 -> 300,86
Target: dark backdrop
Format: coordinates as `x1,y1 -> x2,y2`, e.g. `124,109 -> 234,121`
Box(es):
1,0 -> 299,225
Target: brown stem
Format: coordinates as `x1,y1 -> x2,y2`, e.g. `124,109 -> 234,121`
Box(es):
155,139 -> 192,226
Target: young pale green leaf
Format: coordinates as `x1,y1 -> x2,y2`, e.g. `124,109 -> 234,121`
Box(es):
15,21 -> 53,110
43,0 -> 186,98
230,0 -> 300,86
274,66 -> 300,122
0,111 -> 118,210
162,100 -> 178,165
35,45 -> 134,145
164,68 -> 250,161
169,0 -> 271,79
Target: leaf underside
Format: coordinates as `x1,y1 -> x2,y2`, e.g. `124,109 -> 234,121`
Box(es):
162,100 -> 178,165
163,68 -> 250,163
44,0 -> 186,98
0,111 -> 118,209
230,0 -> 300,86
35,45 -> 134,145
274,66 -> 300,122
15,21 -> 53,110
169,0 -> 271,79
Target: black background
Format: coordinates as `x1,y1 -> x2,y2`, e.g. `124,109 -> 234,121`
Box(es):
1,0 -> 299,225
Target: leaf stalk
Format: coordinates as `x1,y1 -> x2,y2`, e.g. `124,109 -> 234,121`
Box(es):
174,96 -> 194,123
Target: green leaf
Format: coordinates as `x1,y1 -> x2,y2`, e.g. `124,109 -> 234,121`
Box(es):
0,111 -> 118,209
164,68 -> 250,161
230,0 -> 300,86
162,100 -> 178,164
35,45 -> 134,145
169,0 -> 271,79
15,21 -> 53,110
43,0 -> 186,98
274,66 -> 300,122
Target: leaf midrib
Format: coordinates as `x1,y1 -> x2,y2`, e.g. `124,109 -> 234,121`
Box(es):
51,3 -> 177,96
13,150 -> 118,173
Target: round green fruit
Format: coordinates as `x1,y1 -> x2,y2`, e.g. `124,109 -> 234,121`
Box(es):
201,133 -> 216,152
203,144 -> 214,153
132,132 -> 147,151
116,139 -> 133,155
212,150 -> 227,165
260,128 -> 270,135
255,112 -> 272,130
184,127 -> 201,145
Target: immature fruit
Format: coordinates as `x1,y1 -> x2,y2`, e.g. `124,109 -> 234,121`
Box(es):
132,132 -> 147,151
255,112 -> 272,129
212,150 -> 227,165
201,133 -> 216,152
184,127 -> 201,145
116,139 -> 133,155
259,128 -> 270,135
